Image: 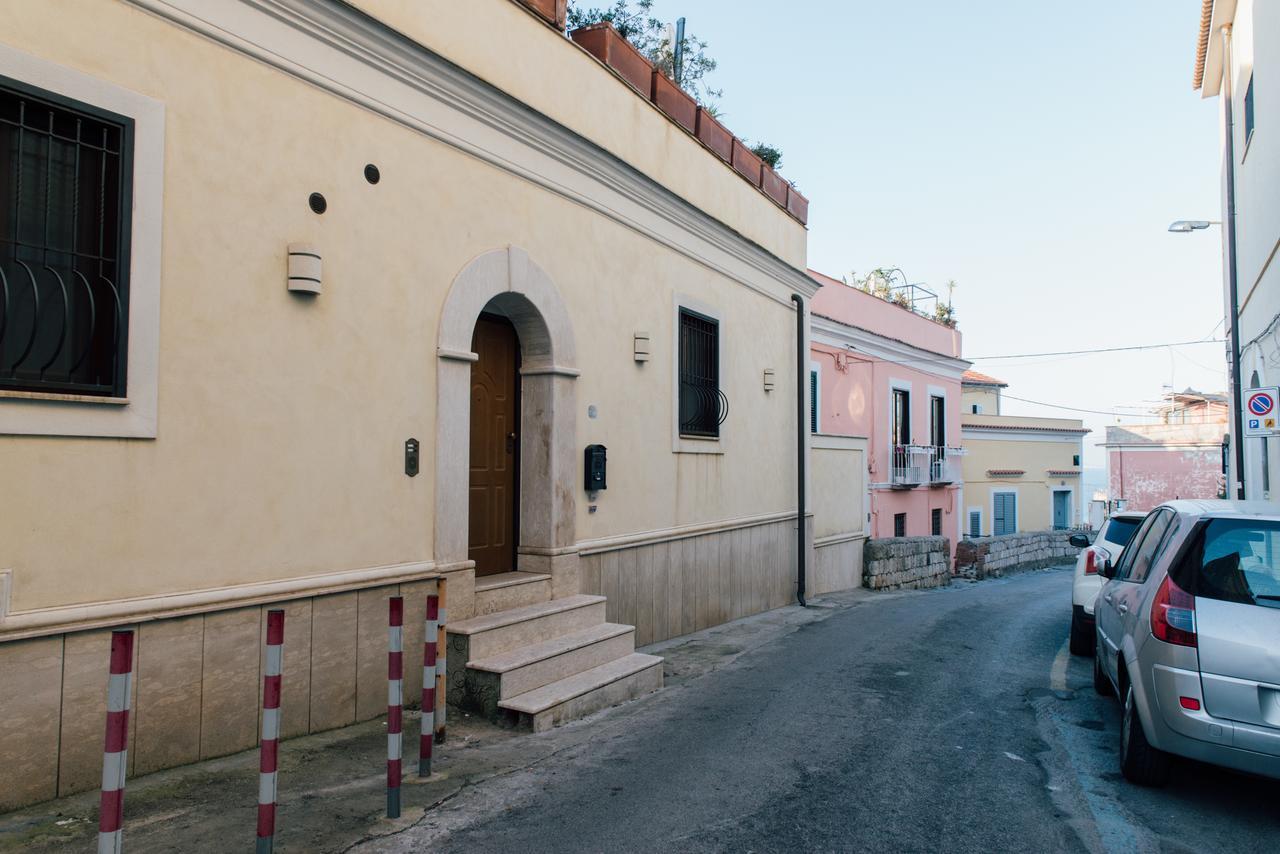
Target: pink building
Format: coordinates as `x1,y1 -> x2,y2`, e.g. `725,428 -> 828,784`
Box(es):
808,270 -> 967,542
1103,391 -> 1229,511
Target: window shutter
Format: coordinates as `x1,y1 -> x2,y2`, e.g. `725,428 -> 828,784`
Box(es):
969,510 -> 980,538
809,370 -> 818,433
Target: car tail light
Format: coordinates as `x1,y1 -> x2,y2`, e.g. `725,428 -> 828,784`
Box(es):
1179,696 -> 1201,711
1151,574 -> 1197,647
1084,548 -> 1098,575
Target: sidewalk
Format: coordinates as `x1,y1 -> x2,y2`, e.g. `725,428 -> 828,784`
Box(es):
0,587 -> 888,853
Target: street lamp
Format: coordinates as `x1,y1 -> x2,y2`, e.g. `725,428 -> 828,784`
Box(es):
1168,219 -> 1219,233
1168,215 -> 1243,499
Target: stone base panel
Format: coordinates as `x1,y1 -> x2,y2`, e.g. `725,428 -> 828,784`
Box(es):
954,530 -> 1083,580
0,573 -> 454,813
812,533 -> 868,596
863,536 -> 951,591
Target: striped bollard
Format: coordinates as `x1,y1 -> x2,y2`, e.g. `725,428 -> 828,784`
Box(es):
434,579 -> 447,744
257,609 -> 285,854
387,597 -> 404,818
419,594 -> 439,777
98,630 -> 134,854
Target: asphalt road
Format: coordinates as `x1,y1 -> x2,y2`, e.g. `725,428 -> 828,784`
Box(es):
374,567 -> 1280,853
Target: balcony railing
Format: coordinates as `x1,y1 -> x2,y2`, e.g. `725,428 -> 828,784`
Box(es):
891,445 -> 963,487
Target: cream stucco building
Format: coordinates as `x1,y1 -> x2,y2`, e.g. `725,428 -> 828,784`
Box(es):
960,372 -> 1089,536
0,0 -> 830,810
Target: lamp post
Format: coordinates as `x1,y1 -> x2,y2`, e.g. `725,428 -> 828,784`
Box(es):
1169,211 -> 1243,499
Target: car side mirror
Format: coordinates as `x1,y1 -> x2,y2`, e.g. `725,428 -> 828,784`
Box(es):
1100,560 -> 1117,580
1068,533 -> 1090,549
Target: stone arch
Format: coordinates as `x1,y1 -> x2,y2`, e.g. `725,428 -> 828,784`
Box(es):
434,247 -> 580,604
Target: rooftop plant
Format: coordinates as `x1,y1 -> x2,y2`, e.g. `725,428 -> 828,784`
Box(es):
847,269 -> 958,328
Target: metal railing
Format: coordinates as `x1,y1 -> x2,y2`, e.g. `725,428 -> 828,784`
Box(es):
892,445 -> 963,486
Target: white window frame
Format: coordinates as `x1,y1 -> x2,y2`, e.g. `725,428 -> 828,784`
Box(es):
992,489 -> 1018,536
672,294 -> 724,454
967,506 -> 983,538
0,44 -> 164,438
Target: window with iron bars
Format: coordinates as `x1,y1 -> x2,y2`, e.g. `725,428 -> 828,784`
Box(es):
0,79 -> 133,397
678,308 -> 723,437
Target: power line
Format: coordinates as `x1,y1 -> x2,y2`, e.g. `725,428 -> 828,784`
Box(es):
998,392 -> 1226,422
969,339 -> 1225,361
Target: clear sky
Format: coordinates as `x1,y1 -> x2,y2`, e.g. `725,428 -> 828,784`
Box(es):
641,0 -> 1228,470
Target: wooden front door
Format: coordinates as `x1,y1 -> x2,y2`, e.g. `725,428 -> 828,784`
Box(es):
469,314 -> 519,577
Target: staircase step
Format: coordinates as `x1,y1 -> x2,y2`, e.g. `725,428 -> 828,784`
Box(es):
469,623 -> 636,700
498,653 -> 664,732
447,594 -> 606,660
474,571 -> 552,616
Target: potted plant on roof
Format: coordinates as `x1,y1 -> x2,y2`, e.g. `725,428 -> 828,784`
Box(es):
570,21 -> 654,95
753,143 -> 788,205
519,0 -> 568,28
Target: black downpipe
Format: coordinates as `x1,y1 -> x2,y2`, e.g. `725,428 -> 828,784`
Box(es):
792,293 -> 807,607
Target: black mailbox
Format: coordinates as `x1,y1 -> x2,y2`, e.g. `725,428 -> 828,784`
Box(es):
584,444 -> 607,491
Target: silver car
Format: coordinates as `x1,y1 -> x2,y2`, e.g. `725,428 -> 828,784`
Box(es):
1094,499 -> 1280,785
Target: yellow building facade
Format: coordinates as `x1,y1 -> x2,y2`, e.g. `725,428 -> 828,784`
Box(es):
960,372 -> 1088,536
0,0 -> 827,808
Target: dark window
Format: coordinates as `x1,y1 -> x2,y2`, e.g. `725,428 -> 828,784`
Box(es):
930,396 -> 945,449
809,369 -> 818,433
931,508 -> 942,536
678,309 -> 720,437
0,79 -> 133,397
1245,74 -> 1255,144
1172,518 -> 1280,610
971,403 -> 981,414
892,389 -> 910,445
1100,517 -> 1141,549
894,513 -> 906,538
1073,454 -> 1081,467
1115,509 -> 1175,584
969,510 -> 981,538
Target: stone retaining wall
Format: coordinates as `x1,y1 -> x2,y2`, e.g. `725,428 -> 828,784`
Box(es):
954,530 -> 1083,580
863,536 -> 951,590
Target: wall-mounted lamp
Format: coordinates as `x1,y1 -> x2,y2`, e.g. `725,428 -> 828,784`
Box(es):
763,368 -> 775,392
287,243 -> 322,294
633,332 -> 650,362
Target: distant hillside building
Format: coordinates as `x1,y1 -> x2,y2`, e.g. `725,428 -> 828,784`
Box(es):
1102,391 -> 1229,511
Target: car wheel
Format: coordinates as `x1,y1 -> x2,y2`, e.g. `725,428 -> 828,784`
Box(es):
1120,683 -> 1170,786
1093,646 -> 1112,696
1069,610 -> 1094,657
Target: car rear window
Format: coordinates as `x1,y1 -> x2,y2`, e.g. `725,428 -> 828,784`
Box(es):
1172,519 -> 1280,609
1101,517 -> 1141,549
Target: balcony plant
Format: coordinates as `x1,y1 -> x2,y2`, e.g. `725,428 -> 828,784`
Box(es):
571,22 -> 653,95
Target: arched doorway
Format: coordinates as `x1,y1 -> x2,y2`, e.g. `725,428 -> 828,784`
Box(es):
435,248 -> 581,607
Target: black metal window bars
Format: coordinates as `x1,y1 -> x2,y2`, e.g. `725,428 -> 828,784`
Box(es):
678,308 -> 726,437
0,78 -> 133,397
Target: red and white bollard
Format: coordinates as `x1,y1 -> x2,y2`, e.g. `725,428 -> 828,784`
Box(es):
435,579 -> 447,744
98,630 -> 133,854
387,597 -> 404,818
419,594 -> 439,777
257,609 -> 285,854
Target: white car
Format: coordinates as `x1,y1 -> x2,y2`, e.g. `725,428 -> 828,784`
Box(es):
1069,511 -> 1145,655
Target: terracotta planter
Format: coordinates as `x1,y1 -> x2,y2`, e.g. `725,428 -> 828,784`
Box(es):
761,164 -> 788,206
786,185 -> 809,224
517,0 -> 567,28
731,138 -> 763,186
695,108 -> 733,163
651,71 -> 697,133
571,24 -> 653,96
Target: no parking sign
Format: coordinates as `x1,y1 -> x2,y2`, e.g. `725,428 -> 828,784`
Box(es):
1244,387 -> 1280,436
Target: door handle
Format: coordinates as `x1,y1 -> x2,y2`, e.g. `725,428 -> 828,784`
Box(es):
506,432 -> 516,454
1104,594 -> 1114,604
1117,603 -> 1129,615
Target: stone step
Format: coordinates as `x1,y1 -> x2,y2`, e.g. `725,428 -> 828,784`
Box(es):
467,623 -> 636,705
447,594 -> 606,661
474,571 -> 552,616
498,653 -> 664,732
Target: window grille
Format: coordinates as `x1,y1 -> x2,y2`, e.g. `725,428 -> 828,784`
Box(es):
968,510 -> 980,538
893,512 -> 906,538
809,369 -> 818,433
0,79 -> 132,397
931,508 -> 942,536
678,309 -> 723,437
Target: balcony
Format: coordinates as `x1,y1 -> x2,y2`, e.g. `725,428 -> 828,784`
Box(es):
891,445 -> 963,488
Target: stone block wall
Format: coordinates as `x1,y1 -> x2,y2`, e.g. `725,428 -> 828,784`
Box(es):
863,536 -> 951,591
954,530 -> 1083,580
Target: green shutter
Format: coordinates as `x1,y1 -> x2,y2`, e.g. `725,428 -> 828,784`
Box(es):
809,370 -> 818,433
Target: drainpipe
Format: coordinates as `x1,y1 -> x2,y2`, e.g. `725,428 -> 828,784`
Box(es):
792,293 -> 807,606
1221,24 -> 1247,500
